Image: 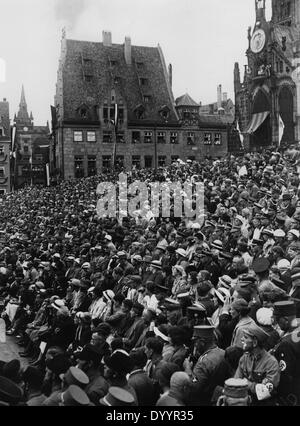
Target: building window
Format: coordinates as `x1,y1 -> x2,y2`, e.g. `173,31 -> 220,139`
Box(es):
117,132 -> 125,144
140,78 -> 148,86
143,95 -> 150,103
158,156 -> 166,167
0,189 -> 6,195
102,156 -> 111,170
24,145 -> 29,153
204,133 -> 212,145
79,107 -> 88,119
103,131 -> 112,143
280,61 -> 283,73
170,132 -> 178,144
0,168 -> 4,178
35,154 -> 43,162
132,155 -> 141,168
74,131 -> 83,142
118,108 -> 124,124
110,60 -> 118,66
157,132 -> 166,144
187,132 -> 195,145
103,107 -> 109,123
136,61 -> 144,69
144,156 -> 153,168
0,128 -> 3,137
132,131 -> 141,144
88,156 -> 97,176
171,155 -> 179,163
85,75 -> 93,82
214,133 -> 222,145
135,105 -> 145,120
144,131 -> 153,144
74,156 -> 84,178
87,131 -> 96,142
116,155 -> 124,168
0,146 -> 4,155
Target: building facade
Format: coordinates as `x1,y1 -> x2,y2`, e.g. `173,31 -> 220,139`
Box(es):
0,98 -> 11,195
53,31 -> 228,179
13,86 -> 50,188
234,0 -> 300,151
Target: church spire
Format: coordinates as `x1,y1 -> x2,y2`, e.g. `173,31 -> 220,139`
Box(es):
15,84 -> 32,128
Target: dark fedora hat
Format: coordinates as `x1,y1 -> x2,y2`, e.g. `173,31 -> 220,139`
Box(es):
0,376 -> 23,404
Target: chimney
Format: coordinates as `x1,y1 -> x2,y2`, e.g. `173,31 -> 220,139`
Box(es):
124,36 -> 132,65
217,84 -> 222,109
168,64 -> 172,88
102,31 -> 112,47
223,92 -> 228,102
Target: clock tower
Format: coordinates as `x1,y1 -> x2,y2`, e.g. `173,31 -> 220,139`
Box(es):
233,0 -> 300,151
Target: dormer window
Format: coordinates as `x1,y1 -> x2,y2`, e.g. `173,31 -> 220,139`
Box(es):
110,60 -> 118,66
0,146 -> 4,155
159,105 -> 170,121
136,61 -> 144,69
77,105 -> 89,119
143,95 -> 150,103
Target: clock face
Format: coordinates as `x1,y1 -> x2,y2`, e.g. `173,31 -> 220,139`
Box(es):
23,127 -> 28,132
251,29 -> 266,53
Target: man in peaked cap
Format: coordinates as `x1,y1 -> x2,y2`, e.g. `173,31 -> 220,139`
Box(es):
235,322 -> 280,406
100,386 -> 135,407
42,366 -> 89,406
216,378 -> 250,406
60,385 -> 91,406
183,326 -> 228,405
272,301 -> 300,405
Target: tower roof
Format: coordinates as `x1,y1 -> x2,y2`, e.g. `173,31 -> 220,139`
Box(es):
175,93 -> 199,107
15,85 -> 32,128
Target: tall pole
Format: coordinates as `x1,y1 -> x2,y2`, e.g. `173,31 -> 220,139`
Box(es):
154,126 -> 157,171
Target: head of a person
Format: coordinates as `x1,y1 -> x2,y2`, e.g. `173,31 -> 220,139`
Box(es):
144,337 -> 163,360
131,302 -> 144,319
121,299 -> 133,314
129,348 -> 148,370
230,299 -> 250,320
75,345 -> 103,373
156,362 -> 180,391
169,372 -> 191,403
272,301 -> 297,333
192,326 -> 216,357
241,323 -> 269,353
113,294 -> 125,309
168,326 -> 186,347
142,309 -> 156,326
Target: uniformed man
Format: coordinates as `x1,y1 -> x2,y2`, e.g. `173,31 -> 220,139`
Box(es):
235,322 -> 280,406
183,325 -> 228,406
272,301 -> 300,406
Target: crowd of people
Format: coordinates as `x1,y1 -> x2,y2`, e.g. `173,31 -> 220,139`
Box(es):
0,148 -> 299,406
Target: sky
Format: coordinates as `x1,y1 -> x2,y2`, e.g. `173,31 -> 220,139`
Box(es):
0,0 -> 272,125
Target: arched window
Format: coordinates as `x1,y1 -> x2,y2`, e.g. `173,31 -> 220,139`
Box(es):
279,86 -> 294,143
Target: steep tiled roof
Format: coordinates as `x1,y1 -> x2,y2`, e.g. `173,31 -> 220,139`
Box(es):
175,93 -> 199,107
198,114 -> 232,128
62,39 -> 178,124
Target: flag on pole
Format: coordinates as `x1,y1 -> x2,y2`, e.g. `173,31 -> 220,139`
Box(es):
46,163 -> 50,186
236,119 -> 244,150
11,125 -> 17,158
111,104 -> 118,168
278,114 -> 285,147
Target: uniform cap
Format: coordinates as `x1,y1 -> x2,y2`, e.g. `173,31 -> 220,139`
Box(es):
61,385 -> 90,406
224,378 -> 248,399
243,322 -> 270,344
192,325 -> 215,340
274,229 -> 286,238
273,301 -> 296,317
100,387 -> 134,407
60,367 -> 89,387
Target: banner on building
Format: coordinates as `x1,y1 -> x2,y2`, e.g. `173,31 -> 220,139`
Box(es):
46,163 -> 50,186
236,119 -> 244,150
278,114 -> 285,147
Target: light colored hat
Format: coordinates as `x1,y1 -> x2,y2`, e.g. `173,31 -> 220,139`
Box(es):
82,262 -> 91,269
277,259 -> 291,271
214,287 -> 230,304
288,229 -> 300,239
53,253 -> 61,259
218,275 -> 232,289
104,235 -> 112,241
51,299 -> 65,310
211,240 -> 223,251
175,248 -> 187,258
256,308 -> 273,326
274,229 -> 286,238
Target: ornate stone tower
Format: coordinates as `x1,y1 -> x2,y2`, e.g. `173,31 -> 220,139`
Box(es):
234,0 -> 300,150
15,85 -> 34,130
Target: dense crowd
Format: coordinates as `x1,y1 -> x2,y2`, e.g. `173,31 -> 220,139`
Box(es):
0,148 -> 300,406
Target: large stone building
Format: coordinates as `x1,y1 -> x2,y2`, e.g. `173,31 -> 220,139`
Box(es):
13,86 -> 50,188
234,0 -> 300,151
0,98 -> 11,195
53,31 -> 229,179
